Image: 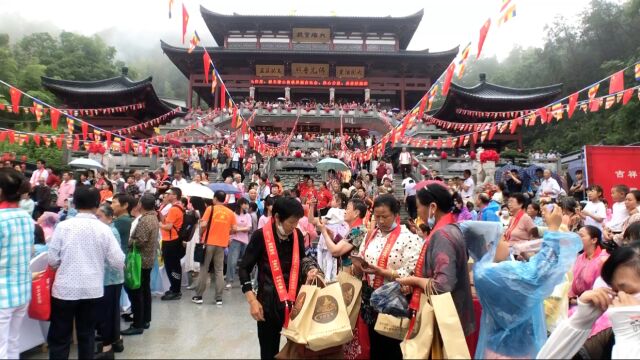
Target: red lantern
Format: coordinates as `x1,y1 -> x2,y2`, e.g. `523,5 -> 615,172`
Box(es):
440,151 -> 448,159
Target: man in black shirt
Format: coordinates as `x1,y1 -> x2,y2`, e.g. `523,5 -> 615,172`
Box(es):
504,169 -> 523,195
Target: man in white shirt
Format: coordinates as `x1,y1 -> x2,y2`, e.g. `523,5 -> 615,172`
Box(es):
399,147 -> 412,178
135,172 -> 146,194
461,170 -> 475,202
232,173 -> 245,200
605,184 -> 630,233
171,171 -> 187,188
29,159 -> 49,187
539,169 -> 562,200
56,172 -> 76,208
47,186 -> 124,359
402,176 -> 417,219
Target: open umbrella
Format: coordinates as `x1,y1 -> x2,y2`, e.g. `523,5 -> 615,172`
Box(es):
316,158 -> 349,172
358,129 -> 370,136
277,97 -> 286,102
391,108 -> 400,113
69,158 -> 104,170
178,182 -> 214,199
208,182 -> 241,194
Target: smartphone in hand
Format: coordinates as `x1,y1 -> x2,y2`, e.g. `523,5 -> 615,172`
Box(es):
350,255 -> 369,269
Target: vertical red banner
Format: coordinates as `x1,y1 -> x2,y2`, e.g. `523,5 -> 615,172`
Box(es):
585,145 -> 640,205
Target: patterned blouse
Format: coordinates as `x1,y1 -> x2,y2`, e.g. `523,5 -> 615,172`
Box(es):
340,224 -> 367,267
358,225 -> 423,286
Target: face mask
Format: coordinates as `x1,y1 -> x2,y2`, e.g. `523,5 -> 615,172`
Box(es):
276,222 -> 289,239
427,205 -> 436,229
387,221 -> 398,232
501,210 -> 509,217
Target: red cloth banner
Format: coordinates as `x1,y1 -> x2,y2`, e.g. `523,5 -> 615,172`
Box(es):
441,63 -> 456,96
203,51 -> 211,83
9,87 -> 21,113
568,92 -> 579,118
608,70 -> 624,95
585,145 -> 640,205
477,19 -> 491,59
182,3 -> 189,44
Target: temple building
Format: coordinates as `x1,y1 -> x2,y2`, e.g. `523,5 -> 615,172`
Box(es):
430,73 -> 563,149
42,68 -> 186,137
160,7 -> 457,135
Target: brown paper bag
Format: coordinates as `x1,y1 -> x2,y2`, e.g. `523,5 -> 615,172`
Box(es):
306,282 -> 354,351
430,292 -> 471,359
400,293 -> 435,359
281,284 -> 318,344
336,271 -> 362,328
374,314 -> 409,341
276,340 -> 344,359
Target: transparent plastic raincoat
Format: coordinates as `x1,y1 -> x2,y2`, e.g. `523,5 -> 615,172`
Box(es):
473,230 -> 581,358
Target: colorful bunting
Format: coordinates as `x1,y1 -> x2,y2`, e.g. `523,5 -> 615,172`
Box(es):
477,19 -> 491,59
457,42 -> 471,79
588,84 -> 599,100
182,3 -> 189,44
622,88 -> 634,105
567,92 -> 579,118
441,63 -> 456,96
498,2 -> 516,26
188,30 -> 201,54
609,70 -> 624,94
9,87 -> 21,113
50,109 -> 60,130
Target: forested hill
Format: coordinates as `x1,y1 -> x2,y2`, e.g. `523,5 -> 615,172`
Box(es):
457,0 -> 640,153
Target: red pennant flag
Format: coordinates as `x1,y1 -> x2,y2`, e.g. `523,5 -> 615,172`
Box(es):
231,106 -> 238,128
34,134 -> 41,146
9,87 -> 21,113
241,120 -> 247,137
249,131 -> 255,148
182,3 -> 189,44
50,109 -> 60,130
417,95 -> 427,120
57,135 -> 64,149
81,122 -> 88,139
622,88 -> 633,105
477,19 -> 491,59
537,108 -> 548,124
609,70 -> 624,95
73,136 -> 80,151
441,63 -> 456,96
0,132 -> 5,143
220,83 -> 226,111
124,139 -> 132,153
8,131 -> 15,144
472,131 -> 479,145
436,138 -> 442,149
589,99 -> 601,112
203,51 -> 211,83
391,127 -> 398,146
445,137 -> 453,148
509,118 -> 520,134
488,124 -> 497,140
567,92 -> 579,118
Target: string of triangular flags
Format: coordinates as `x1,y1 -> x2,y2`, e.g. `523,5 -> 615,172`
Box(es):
0,101 -> 146,118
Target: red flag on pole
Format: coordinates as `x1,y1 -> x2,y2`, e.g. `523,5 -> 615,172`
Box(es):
81,122 -> 89,140
417,95 -> 427,120
609,70 -> 624,95
441,63 -> 456,96
477,19 -> 491,59
9,87 -> 21,113
182,3 -> 189,44
220,83 -> 226,111
203,51 -> 211,83
567,92 -> 579,118
488,124 -> 498,140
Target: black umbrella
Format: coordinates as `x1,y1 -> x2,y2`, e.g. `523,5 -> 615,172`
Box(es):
221,167 -> 245,182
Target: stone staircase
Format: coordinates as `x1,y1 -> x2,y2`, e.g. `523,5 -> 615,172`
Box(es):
392,172 -> 411,222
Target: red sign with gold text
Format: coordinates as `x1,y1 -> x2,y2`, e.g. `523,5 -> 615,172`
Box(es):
585,145 -> 640,205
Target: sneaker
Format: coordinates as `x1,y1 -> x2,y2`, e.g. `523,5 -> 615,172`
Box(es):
161,292 -> 182,301
192,296 -> 203,304
216,299 -> 223,306
225,283 -> 232,290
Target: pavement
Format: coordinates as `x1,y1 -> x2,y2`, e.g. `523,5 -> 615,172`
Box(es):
22,281 -> 271,359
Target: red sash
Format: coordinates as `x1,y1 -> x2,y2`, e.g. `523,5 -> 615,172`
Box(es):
0,201 -> 19,209
262,218 -> 300,328
406,213 -> 455,338
504,209 -> 525,241
350,217 -> 363,229
362,224 -> 402,289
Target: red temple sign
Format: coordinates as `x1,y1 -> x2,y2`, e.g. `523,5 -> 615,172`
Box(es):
585,145 -> 640,205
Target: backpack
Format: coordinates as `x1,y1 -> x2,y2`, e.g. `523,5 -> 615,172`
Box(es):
172,206 -> 199,243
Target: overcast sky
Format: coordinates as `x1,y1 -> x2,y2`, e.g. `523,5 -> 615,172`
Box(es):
0,0 -> 602,60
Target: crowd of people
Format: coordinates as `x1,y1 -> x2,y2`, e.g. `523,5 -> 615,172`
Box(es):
1,143 -> 639,360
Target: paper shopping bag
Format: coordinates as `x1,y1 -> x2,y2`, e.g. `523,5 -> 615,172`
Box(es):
28,266 -> 55,321
282,284 -> 318,344
306,282 -> 353,351
431,292 -> 471,359
400,294 -> 435,359
374,314 -> 409,341
336,271 -> 362,328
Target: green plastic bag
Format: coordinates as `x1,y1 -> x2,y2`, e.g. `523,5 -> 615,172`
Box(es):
125,245 -> 142,290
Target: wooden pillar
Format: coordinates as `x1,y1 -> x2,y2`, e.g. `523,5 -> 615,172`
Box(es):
187,75 -> 193,109
400,86 -> 405,111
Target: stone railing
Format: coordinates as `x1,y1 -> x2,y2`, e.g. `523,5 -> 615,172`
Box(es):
66,151 -> 161,172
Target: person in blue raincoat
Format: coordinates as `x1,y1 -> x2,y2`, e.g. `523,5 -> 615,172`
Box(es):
473,204 -> 581,359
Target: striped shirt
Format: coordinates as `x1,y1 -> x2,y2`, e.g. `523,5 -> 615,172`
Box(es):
0,208 -> 35,308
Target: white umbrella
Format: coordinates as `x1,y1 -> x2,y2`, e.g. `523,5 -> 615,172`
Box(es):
179,182 -> 214,199
277,97 -> 286,101
316,157 -> 349,172
68,158 -> 104,170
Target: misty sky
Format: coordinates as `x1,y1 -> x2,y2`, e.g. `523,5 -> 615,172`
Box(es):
0,0 -> 607,61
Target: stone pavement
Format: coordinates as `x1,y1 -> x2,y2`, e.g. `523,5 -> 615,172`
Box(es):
23,283 -> 272,359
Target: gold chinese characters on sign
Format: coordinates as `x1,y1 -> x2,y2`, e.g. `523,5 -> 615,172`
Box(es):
292,28 -> 331,43
256,65 -> 285,77
336,66 -> 365,79
291,63 -> 329,78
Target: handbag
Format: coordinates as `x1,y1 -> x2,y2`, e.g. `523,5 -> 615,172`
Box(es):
28,266 -> 55,321
125,244 -> 142,290
194,206 -> 214,263
374,313 -> 409,341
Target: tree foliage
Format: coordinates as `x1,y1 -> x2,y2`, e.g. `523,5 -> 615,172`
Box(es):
458,0 -> 640,153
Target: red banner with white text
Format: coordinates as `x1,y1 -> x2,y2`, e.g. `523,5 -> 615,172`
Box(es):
585,145 -> 640,205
